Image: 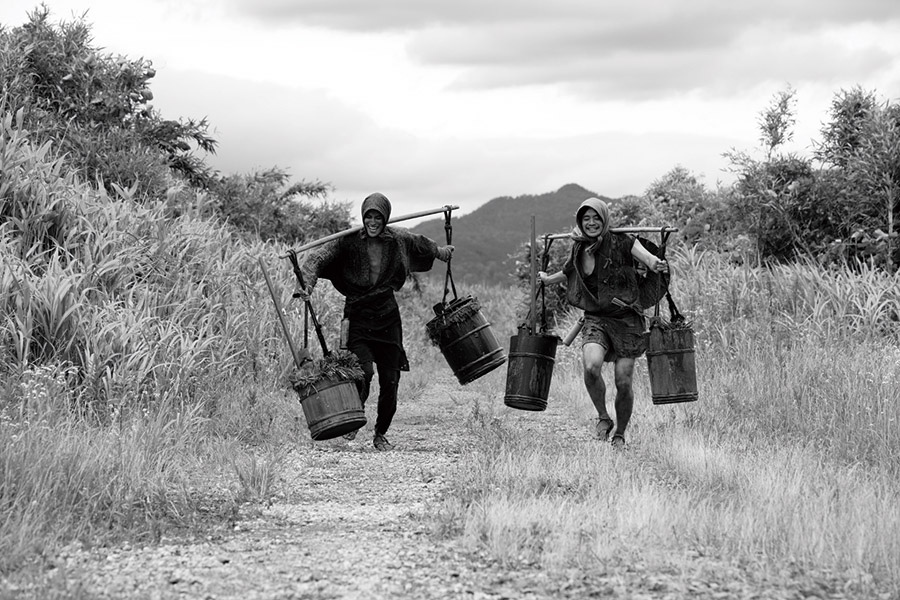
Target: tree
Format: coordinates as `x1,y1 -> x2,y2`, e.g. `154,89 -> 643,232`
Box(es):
815,87 -> 900,270
0,6 -> 217,197
723,85 -> 817,263
644,166 -> 709,228
210,168 -> 350,244
759,85 -> 797,160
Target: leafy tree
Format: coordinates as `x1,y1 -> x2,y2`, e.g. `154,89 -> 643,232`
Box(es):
723,86 -> 819,263
0,6 -> 216,196
758,85 -> 797,159
815,87 -> 900,270
642,166 -> 735,250
211,168 -> 350,244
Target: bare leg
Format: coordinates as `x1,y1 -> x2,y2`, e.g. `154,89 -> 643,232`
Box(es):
612,358 -> 636,437
582,343 -> 613,423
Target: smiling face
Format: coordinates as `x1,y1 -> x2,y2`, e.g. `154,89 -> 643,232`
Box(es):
363,210 -> 386,237
579,208 -> 604,238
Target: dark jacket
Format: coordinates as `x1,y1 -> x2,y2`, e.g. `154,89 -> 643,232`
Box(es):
563,232 -> 638,316
301,227 -> 438,302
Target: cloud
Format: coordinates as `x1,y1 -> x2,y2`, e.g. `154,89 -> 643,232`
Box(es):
150,67 -> 741,217
225,0 -> 900,100
229,0 -> 898,33
425,24 -> 897,99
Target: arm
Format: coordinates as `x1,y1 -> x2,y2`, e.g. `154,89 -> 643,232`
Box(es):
293,240 -> 340,298
538,270 -> 566,285
631,240 -> 669,274
401,230 -> 455,271
435,244 -> 454,262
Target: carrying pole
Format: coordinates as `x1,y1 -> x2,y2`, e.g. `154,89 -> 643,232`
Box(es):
281,204 -> 460,258
541,226 -> 678,241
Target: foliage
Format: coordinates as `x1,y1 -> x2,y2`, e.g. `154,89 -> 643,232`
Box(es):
0,6 -> 217,197
2,7 -> 351,243
724,85 -> 900,270
289,349 -> 364,391
815,87 -> 900,270
210,167 -> 349,244
725,151 -> 818,262
642,166 -> 736,249
758,85 -> 797,158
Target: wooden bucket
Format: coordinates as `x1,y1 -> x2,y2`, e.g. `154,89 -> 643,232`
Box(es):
646,324 -> 699,405
426,295 -> 506,385
295,378 -> 366,440
504,331 -> 558,411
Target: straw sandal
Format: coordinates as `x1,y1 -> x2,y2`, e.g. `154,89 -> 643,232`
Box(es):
596,416 -> 615,442
373,433 -> 394,451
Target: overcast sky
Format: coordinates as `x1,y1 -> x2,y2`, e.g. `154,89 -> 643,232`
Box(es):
3,0 -> 899,219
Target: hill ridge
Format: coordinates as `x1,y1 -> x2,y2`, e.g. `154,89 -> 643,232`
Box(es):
410,183 -> 612,284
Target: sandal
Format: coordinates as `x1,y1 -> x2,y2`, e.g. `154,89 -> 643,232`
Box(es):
595,417 -> 615,442
611,433 -> 626,449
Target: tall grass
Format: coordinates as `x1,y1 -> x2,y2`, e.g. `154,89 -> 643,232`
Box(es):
436,244 -> 900,595
0,107 -> 312,570
0,381 -> 208,571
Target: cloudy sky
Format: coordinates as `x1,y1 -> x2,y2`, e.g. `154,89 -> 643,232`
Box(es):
3,1 -> 899,218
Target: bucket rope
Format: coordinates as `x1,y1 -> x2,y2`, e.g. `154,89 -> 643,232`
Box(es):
540,236 -> 553,333
521,235 -> 554,335
654,228 -> 685,324
441,209 -> 458,307
286,249 -> 331,356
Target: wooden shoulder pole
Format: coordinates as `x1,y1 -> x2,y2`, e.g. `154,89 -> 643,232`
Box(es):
281,204 -> 460,258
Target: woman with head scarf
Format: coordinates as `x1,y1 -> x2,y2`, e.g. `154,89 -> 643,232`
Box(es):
298,193 -> 454,451
539,197 -> 668,448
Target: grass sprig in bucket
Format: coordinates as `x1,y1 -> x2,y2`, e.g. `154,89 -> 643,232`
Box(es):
289,349 -> 365,393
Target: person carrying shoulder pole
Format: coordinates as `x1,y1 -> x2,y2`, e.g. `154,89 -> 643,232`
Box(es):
294,193 -> 454,451
539,198 -> 668,449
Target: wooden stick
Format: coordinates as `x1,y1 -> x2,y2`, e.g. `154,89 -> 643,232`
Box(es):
280,204 -> 460,258
258,257 -> 308,370
541,226 -> 679,241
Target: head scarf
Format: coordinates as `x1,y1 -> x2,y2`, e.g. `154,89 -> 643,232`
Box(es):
361,192 -> 392,237
570,197 -> 610,251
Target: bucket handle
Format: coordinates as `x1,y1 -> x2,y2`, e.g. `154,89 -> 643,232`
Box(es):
654,228 -> 685,325
539,235 -> 553,332
286,249 -> 332,356
521,234 -> 554,334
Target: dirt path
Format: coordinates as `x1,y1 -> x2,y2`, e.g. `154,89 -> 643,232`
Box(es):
12,373 -> 877,599
37,377 -> 544,600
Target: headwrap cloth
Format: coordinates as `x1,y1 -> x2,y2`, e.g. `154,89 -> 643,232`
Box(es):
570,197 -> 610,253
361,192 -> 392,235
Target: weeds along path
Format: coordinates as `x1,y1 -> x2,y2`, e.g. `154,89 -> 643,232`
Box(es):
32,373 -> 564,600
15,370 -> 879,599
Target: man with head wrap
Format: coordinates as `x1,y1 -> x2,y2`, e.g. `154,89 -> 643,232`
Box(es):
298,193 -> 454,451
539,198 -> 668,448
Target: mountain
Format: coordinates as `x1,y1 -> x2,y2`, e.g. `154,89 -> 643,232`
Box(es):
409,183 -> 614,285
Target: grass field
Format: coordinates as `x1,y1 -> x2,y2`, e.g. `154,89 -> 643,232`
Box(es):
2,242 -> 900,596
421,248 -> 900,597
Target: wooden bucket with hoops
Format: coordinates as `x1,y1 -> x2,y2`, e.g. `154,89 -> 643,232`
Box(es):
504,216 -> 560,412
638,232 -> 698,405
